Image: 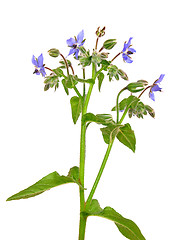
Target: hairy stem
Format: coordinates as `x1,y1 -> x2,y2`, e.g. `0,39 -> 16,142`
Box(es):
86,139 -> 114,209
78,63 -> 96,240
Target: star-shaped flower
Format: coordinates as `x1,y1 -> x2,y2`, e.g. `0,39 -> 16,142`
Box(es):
149,74 -> 165,101
66,30 -> 85,59
32,54 -> 46,77
122,37 -> 136,63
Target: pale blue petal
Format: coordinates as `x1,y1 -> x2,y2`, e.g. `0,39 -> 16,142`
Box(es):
40,67 -> 46,77
155,74 -> 165,84
32,55 -> 38,66
126,37 -> 133,48
128,47 -> 136,53
122,43 -> 128,52
149,91 -> 155,101
68,48 -> 76,56
75,49 -> 79,59
66,38 -> 76,46
152,85 -> 162,92
77,30 -> 84,44
37,54 -> 44,68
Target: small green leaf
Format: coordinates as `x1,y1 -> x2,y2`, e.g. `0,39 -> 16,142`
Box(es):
82,113 -> 114,126
116,124 -> 136,152
76,78 -> 95,84
70,96 -> 82,124
61,79 -> 69,95
52,67 -> 65,78
66,75 -> 78,88
97,72 -> 105,91
6,167 -> 81,201
85,199 -> 146,240
112,95 -> 140,112
100,124 -> 120,144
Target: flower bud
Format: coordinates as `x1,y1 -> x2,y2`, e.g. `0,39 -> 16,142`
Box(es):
145,105 -> 155,118
103,39 -> 117,50
96,26 -> 106,37
48,48 -> 60,57
137,80 -> 148,86
117,69 -> 128,80
126,82 -> 145,93
100,52 -> 109,59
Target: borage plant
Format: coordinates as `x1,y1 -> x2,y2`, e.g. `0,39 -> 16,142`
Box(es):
7,27 -> 164,240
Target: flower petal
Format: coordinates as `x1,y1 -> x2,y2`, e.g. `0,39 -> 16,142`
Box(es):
126,37 -> 133,48
77,30 -> 84,44
128,47 -> 136,53
40,67 -> 46,77
122,43 -> 128,53
37,54 -> 44,68
149,91 -> 155,101
32,55 -> 38,67
74,49 -> 79,59
68,48 -> 76,56
151,84 -> 162,92
66,38 -> 76,46
155,74 -> 165,84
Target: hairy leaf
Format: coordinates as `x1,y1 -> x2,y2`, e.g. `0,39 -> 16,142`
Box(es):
7,167 -> 80,201
97,72 -> 105,91
85,199 -> 146,240
117,124 -> 136,152
70,96 -> 82,124
82,113 -> 114,126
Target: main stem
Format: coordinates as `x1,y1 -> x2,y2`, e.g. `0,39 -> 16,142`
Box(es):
78,63 -> 96,240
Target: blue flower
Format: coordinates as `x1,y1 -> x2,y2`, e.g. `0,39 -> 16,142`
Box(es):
66,30 -> 85,59
149,74 -> 165,101
122,37 -> 136,63
32,54 -> 46,77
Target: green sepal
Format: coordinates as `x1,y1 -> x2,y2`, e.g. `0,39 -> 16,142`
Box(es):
144,105 -> 155,118
97,72 -> 105,91
6,166 -> 81,201
70,96 -> 82,124
85,199 -> 146,240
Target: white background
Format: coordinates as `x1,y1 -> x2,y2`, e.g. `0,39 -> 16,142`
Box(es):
0,0 -> 187,239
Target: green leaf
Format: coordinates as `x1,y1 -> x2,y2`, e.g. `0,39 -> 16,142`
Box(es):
70,96 -> 82,124
52,67 -> 65,78
76,78 -> 95,84
61,79 -> 69,95
85,199 -> 146,240
97,72 -> 104,91
112,95 -> 140,112
7,167 -> 81,201
100,124 -> 120,144
82,113 -> 114,126
116,124 -> 136,152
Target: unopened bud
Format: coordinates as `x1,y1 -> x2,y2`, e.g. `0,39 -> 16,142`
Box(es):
117,69 -> 128,80
137,80 -> 148,86
126,82 -> 145,93
100,52 -> 109,59
103,39 -> 117,50
48,48 -> 60,58
145,105 -> 155,118
96,26 -> 106,37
